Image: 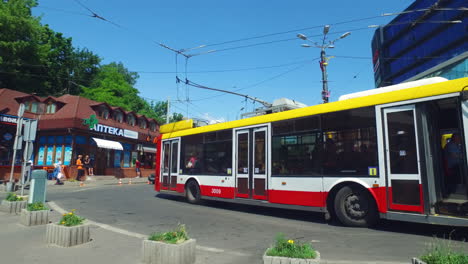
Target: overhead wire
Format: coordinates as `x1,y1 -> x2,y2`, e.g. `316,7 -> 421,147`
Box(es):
180,7 -> 464,54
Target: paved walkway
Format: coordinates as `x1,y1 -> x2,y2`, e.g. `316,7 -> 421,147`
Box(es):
0,179 -> 408,264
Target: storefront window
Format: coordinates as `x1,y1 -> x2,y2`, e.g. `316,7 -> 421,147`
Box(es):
46,146 -> 54,165
37,146 -> 45,166
123,151 -> 130,167
0,124 -> 18,166
64,145 -> 72,165
114,151 -> 121,167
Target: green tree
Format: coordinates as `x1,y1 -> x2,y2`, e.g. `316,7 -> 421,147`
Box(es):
0,0 -> 46,93
0,0 -> 100,96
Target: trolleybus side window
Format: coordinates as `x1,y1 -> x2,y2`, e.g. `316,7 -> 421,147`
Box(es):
180,130 -> 232,175
272,116 -> 321,176
321,107 -> 378,176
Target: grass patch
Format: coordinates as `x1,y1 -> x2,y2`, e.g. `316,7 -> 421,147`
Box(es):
148,224 -> 189,244
5,192 -> 23,201
58,209 -> 85,226
420,237 -> 468,264
266,233 -> 317,259
27,202 -> 48,211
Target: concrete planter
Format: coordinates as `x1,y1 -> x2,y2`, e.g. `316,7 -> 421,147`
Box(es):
20,208 -> 49,226
45,223 -> 91,247
412,258 -> 427,264
142,239 -> 196,264
0,200 -> 27,214
263,250 -> 320,264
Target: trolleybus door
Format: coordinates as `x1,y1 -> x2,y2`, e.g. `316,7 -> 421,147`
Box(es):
383,105 -> 424,213
161,139 -> 180,191
235,126 -> 268,200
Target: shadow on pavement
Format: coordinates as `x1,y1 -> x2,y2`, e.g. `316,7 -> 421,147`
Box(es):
156,193 -> 468,243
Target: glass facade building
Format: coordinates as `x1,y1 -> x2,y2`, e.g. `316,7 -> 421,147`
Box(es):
371,0 -> 467,87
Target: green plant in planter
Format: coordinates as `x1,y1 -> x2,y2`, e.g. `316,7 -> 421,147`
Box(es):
266,233 -> 317,259
5,192 -> 23,201
149,224 -> 189,244
420,237 -> 468,264
27,202 -> 48,211
58,209 -> 85,227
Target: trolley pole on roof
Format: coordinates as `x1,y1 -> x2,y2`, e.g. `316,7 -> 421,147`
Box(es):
297,26 -> 351,103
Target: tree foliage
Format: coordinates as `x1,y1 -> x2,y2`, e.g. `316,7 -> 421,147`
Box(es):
0,0 -> 101,96
0,0 -> 181,123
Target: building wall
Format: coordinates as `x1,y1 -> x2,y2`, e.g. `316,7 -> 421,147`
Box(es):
372,0 -> 467,87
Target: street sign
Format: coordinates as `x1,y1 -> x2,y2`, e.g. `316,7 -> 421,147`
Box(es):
23,119 -> 38,141
23,142 -> 33,161
13,135 -> 23,150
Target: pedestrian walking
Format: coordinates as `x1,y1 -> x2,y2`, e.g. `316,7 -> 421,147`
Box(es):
76,155 -> 85,181
88,156 -> 95,176
54,158 -> 64,185
135,159 -> 141,178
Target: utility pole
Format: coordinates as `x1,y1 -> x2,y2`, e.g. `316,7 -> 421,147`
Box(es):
320,48 -> 329,103
7,103 -> 25,192
297,26 -> 350,103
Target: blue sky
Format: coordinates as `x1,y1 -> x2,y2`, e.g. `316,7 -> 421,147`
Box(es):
33,0 -> 414,122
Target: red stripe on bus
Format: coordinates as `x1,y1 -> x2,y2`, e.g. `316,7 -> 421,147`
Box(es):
200,185 -> 235,199
154,135 -> 163,192
268,190 -> 326,207
368,187 -> 388,213
252,195 -> 267,200
176,184 -> 185,193
236,193 -> 249,198
388,185 -> 424,213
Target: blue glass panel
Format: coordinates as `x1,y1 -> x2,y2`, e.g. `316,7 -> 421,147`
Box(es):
64,145 -> 72,165
39,136 -> 46,144
123,151 -> 130,167
56,136 -> 64,144
114,151 -> 121,168
122,143 -> 132,151
37,146 -> 45,165
47,136 -> 55,144
65,136 -> 72,144
75,136 -> 87,145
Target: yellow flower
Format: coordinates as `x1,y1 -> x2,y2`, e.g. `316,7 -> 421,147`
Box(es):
68,212 -> 73,215
288,240 -> 294,244
61,221 -> 65,225
63,213 -> 66,216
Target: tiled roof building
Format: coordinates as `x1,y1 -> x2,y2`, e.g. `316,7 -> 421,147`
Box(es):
0,88 -> 159,180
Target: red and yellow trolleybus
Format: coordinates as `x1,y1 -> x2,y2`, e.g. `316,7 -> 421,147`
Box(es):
154,77 -> 468,227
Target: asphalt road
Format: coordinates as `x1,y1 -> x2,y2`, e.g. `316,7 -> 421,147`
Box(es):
47,184 -> 468,264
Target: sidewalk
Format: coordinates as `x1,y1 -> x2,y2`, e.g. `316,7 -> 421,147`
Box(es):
0,208 -> 142,264
0,203 -> 252,264
46,176 -> 149,187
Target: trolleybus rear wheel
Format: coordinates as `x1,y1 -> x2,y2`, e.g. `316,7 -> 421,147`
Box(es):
334,185 -> 378,227
186,180 -> 201,204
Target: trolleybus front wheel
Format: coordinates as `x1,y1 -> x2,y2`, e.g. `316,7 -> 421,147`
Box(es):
186,180 -> 201,204
334,185 -> 378,227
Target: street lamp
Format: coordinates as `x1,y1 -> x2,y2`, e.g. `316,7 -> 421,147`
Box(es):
297,25 -> 351,103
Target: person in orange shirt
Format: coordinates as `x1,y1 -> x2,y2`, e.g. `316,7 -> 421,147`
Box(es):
76,155 -> 85,181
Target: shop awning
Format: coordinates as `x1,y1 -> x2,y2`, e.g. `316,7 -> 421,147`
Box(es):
92,138 -> 123,150
142,146 -> 157,153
